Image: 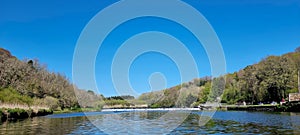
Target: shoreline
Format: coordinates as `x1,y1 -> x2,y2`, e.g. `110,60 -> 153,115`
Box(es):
224,102 -> 300,112
101,108 -> 200,112
0,107 -> 53,122
2,102 -> 300,122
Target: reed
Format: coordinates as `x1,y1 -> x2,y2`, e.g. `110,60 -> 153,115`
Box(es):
0,103 -> 49,112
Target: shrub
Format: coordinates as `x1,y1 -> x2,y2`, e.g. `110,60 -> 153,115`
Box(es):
0,88 -> 33,106
36,109 -> 53,116
7,108 -> 29,119
105,100 -> 130,106
33,96 -> 59,110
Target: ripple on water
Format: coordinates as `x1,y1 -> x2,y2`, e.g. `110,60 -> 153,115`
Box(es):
1,111 -> 300,135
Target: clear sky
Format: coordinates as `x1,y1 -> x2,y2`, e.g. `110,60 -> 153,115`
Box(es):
1,0 -> 299,96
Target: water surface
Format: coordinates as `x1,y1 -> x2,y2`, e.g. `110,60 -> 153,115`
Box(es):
0,111 -> 299,134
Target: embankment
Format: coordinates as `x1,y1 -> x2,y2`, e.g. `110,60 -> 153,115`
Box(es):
226,102 -> 300,112
0,105 -> 53,122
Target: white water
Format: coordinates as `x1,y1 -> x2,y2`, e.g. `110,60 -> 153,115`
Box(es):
101,108 -> 200,112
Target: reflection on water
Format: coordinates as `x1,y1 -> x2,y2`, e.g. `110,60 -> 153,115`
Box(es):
0,116 -> 90,135
0,111 -> 300,135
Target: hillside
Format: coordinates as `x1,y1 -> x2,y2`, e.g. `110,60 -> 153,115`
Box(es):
0,48 -> 103,111
2,47 -> 299,110
138,47 -> 300,107
138,78 -> 208,108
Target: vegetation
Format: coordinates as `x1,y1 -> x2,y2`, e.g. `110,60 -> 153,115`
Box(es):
103,95 -> 147,108
1,46 -> 300,111
104,99 -> 131,106
0,48 -> 103,111
106,95 -> 135,100
138,47 -> 300,107
0,108 -> 52,120
221,51 -> 299,104
139,82 -> 201,108
0,88 -> 33,106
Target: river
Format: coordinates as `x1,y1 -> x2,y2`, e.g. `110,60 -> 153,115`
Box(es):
0,111 -> 300,134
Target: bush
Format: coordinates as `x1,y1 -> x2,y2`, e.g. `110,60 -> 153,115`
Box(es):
105,100 -> 131,106
0,88 -> 33,106
7,108 -> 29,119
37,109 -> 53,116
7,108 -> 26,114
33,96 -> 59,110
150,103 -> 161,108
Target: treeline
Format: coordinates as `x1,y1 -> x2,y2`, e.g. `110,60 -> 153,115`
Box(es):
222,47 -> 300,104
2,46 -> 299,110
106,95 -> 135,100
0,48 -> 103,111
103,95 -> 147,107
138,80 -> 201,108
104,95 -> 134,106
138,47 -> 300,107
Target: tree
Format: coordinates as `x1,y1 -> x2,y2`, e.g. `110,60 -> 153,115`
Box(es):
289,52 -> 300,93
295,46 -> 300,53
0,48 -> 102,110
198,82 -> 211,103
208,76 -> 225,102
238,65 -> 260,103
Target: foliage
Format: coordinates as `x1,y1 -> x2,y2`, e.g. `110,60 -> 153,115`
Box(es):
208,77 -> 225,102
33,96 -> 60,110
0,48 -> 102,110
104,100 -> 131,106
0,88 -> 33,106
138,47 -> 300,106
139,80 -> 201,108
1,46 -> 300,109
7,108 -> 26,114
221,51 -> 299,104
197,82 -> 211,104
106,95 -> 135,100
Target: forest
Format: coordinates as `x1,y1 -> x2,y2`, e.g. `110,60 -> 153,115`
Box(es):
0,48 -> 103,111
1,47 -> 300,110
139,47 -> 300,107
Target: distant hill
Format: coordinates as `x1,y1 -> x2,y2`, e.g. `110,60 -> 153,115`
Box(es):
138,47 -> 300,107
0,48 -> 103,110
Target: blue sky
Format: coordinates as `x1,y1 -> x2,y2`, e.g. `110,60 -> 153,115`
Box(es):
1,0 -> 299,96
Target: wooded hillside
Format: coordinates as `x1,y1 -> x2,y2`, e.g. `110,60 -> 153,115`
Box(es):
138,47 -> 300,107
0,48 -> 103,110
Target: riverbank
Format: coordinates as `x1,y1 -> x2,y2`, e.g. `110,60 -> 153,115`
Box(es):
2,102 -> 299,122
226,105 -> 279,111
1,110 -> 299,134
102,108 -> 200,112
0,108 -> 53,122
224,102 -> 300,112
0,106 -> 104,122
53,107 -> 101,114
